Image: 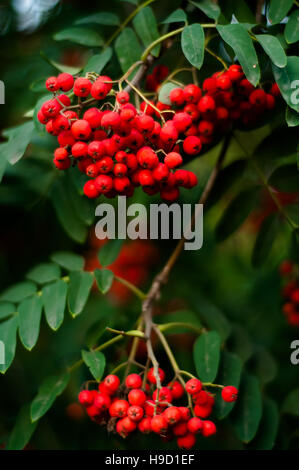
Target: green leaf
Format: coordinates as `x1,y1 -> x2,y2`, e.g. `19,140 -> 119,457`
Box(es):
283,388 -> 299,416
115,28 -> 143,73
75,12 -> 120,26
0,281 -> 37,303
82,350 -> 106,381
269,164 -> 299,192
189,0 -> 221,20
268,0 -> 293,25
251,398 -> 279,450
193,331 -> 221,382
231,372 -> 262,443
94,269 -> 114,294
83,47 -> 112,74
286,106 -> 299,127
285,10 -> 299,44
290,229 -> 299,263
229,324 -> 253,363
158,82 -> 179,105
0,153 -> 6,183
40,52 -> 82,75
98,239 -> 123,267
207,159 -> 247,209
68,271 -> 93,317
53,27 -> 103,47
31,372 -> 70,422
50,251 -> 84,271
249,347 -> 277,386
196,296 -> 231,341
7,405 -> 38,450
252,214 -> 279,268
155,310 -> 201,334
26,263 -> 61,285
1,122 -> 34,165
161,9 -> 187,24
18,295 -> 43,351
42,280 -> 67,331
181,24 -> 205,70
0,302 -> 16,320
217,24 -> 260,86
214,352 -> 242,420
255,34 -> 287,68
215,188 -> 260,242
0,315 -> 18,374
272,56 -> 299,113
50,179 -> 88,244
133,6 -> 160,57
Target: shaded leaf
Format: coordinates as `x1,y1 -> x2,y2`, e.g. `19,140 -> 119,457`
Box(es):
181,24 -> 205,69
115,28 -> 142,73
283,388 -> 299,416
18,295 -> 43,351
133,6 -> 160,57
50,251 -> 84,271
252,214 -> 279,267
1,122 -> 34,164
82,350 -> 106,381
0,315 -> 18,374
217,24 -> 260,86
53,27 -> 103,47
68,271 -> 93,317
255,34 -> 287,68
0,282 -> 37,303
31,372 -> 70,422
42,280 -> 67,331
7,405 -> 37,450
26,263 -> 61,284
98,239 -> 123,266
286,106 -> 299,127
251,398 -> 279,450
161,9 -> 187,24
0,302 -> 16,320
214,352 -> 242,419
196,296 -> 231,341
75,12 -> 120,26
193,331 -> 221,382
189,0 -> 221,20
285,10 -> 299,44
94,269 -> 114,294
272,56 -> 299,113
83,47 -> 112,74
269,164 -> 299,192
268,0 -> 293,25
231,372 -> 263,443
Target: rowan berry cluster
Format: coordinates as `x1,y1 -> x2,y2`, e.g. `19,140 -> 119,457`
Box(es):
78,369 -> 238,449
37,64 -> 279,202
280,260 -> 299,326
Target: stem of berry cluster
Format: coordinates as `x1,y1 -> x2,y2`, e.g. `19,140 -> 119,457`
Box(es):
140,134 -> 231,386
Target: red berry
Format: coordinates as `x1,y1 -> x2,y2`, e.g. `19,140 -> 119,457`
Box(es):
86,164 -> 99,178
57,73 -> 74,92
46,76 -> 58,92
128,389 -> 147,406
187,417 -> 202,434
54,147 -> 68,161
167,381 -> 184,400
194,404 -> 212,418
169,88 -> 185,106
41,99 -> 60,118
198,120 -> 214,136
83,180 -> 100,199
201,420 -> 217,437
72,141 -> 88,158
164,152 -> 183,169
193,390 -> 209,405
270,83 -> 280,97
113,163 -> 128,177
73,78 -> 92,97
151,415 -> 168,434
152,163 -> 169,182
152,387 -> 173,405
160,122 -> 178,144
109,399 -> 129,418
93,393 -> 111,411
83,107 -> 103,128
173,112 -> 192,133
78,390 -> 93,406
114,176 -> 131,193
173,421 -> 188,436
163,406 -> 182,425
137,147 -> 159,169
103,374 -> 120,393
120,416 -> 137,433
125,373 -> 142,389
291,289 -> 299,304
185,378 -> 202,395
183,84 -> 202,103
71,120 -> 92,140
139,169 -> 155,187
101,111 -> 121,130
116,91 -> 130,104
52,114 -> 70,133
279,260 -> 293,276
249,89 -> 267,107
135,114 -> 155,135
91,79 -> 109,100
96,157 -> 114,174
178,407 -> 191,421
227,64 -> 243,82
160,186 -> 180,202
177,433 -> 196,449
198,95 -> 216,114
138,417 -> 152,434
127,405 -> 144,422
94,175 -> 113,194
58,130 -> 75,147
88,141 -> 105,159
183,135 -> 202,155
221,385 -> 238,402
216,73 -> 232,91
86,404 -> 101,418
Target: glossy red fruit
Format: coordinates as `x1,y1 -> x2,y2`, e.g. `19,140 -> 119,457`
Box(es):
163,406 -> 182,425
198,95 -> 216,114
185,378 -> 202,395
93,393 -> 111,411
167,381 -> 184,400
177,433 -> 196,449
46,76 -> 58,92
83,107 -> 103,128
151,415 -> 168,434
194,404 -> 212,418
103,374 -> 120,393
125,374 -> 142,389
138,417 -> 152,434
83,180 -> 100,199
109,399 -> 129,418
183,135 -> 202,155
78,390 -> 94,406
173,421 -> 188,436
152,387 -> 173,405
57,73 -> 74,92
169,88 -> 185,106
127,405 -> 144,422
128,389 -> 147,406
201,420 -> 217,437
94,175 -> 113,194
71,120 -> 92,140
116,91 -> 130,104
221,385 -> 238,402
187,417 -> 203,434
73,78 -> 92,97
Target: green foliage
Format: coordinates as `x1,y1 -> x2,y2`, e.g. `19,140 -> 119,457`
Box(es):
68,271 -> 94,317
7,405 -> 38,450
133,6 -> 161,57
181,24 -> 205,69
98,239 -> 124,267
53,27 -> 104,47
94,269 -> 114,294
82,350 -> 106,381
31,372 -> 70,422
193,331 -> 221,382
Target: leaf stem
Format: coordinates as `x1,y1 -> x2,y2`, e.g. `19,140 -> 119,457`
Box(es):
114,274 -> 147,300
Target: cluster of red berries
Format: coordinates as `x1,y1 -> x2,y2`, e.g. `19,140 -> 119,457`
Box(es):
85,233 -> 158,304
280,260 -> 299,326
78,368 -> 238,449
38,65 -> 279,202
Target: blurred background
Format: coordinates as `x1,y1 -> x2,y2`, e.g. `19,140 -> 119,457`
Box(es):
0,0 -> 298,450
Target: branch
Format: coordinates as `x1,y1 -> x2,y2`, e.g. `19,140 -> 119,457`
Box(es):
141,135 -> 231,384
